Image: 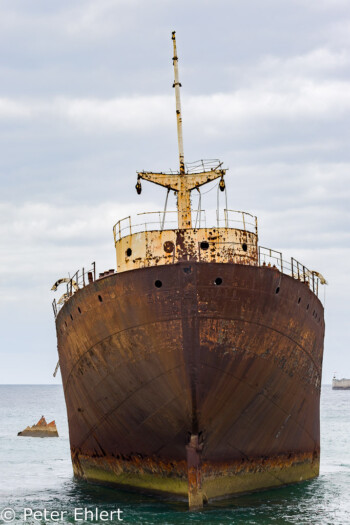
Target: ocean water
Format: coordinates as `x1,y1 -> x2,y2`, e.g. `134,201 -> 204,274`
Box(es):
0,385 -> 349,525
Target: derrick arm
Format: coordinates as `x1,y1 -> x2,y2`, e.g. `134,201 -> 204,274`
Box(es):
136,168 -> 227,229
185,169 -> 226,190
137,169 -> 226,192
137,172 -> 180,192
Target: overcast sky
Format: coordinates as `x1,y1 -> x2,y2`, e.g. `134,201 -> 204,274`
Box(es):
1,0 -> 349,384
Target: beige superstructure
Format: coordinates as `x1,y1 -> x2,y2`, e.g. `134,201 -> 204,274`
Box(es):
113,210 -> 258,273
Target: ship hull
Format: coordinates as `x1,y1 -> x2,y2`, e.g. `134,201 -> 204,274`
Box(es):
56,262 -> 324,506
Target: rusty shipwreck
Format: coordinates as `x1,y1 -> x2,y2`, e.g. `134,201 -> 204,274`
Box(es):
52,32 -> 326,509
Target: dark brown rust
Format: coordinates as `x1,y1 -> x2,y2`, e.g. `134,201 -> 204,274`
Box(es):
56,262 -> 324,504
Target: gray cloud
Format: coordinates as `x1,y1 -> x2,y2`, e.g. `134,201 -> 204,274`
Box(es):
0,0 -> 349,383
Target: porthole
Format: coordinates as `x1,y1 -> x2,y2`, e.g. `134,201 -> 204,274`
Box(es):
78,307 -> 81,314
200,241 -> 209,250
242,243 -> 248,252
214,277 -> 223,286
70,314 -> 73,321
163,241 -> 174,254
306,304 -> 309,310
155,280 -> 162,288
275,287 -> 280,294
65,321 -> 67,327
298,297 -> 301,304
98,295 -> 103,302
126,248 -> 132,257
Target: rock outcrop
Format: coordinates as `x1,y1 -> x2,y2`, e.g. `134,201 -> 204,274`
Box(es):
18,416 -> 59,437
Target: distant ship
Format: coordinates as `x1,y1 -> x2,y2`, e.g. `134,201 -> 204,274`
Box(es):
52,32 -> 327,509
332,375 -> 350,390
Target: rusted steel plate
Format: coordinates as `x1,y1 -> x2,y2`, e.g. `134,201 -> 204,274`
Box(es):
56,262 -> 324,503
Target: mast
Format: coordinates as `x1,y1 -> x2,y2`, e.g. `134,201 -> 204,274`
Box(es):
136,31 -> 226,230
172,30 -> 191,229
172,31 -> 185,175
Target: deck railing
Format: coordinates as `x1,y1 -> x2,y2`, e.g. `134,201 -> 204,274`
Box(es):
52,262 -> 97,318
113,209 -> 257,243
185,159 -> 223,174
113,210 -> 205,243
259,246 -> 321,296
217,210 -> 257,234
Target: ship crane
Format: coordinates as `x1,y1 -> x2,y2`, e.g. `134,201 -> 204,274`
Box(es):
136,31 -> 226,230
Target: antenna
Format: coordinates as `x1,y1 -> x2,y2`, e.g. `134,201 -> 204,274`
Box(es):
172,31 -> 185,175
